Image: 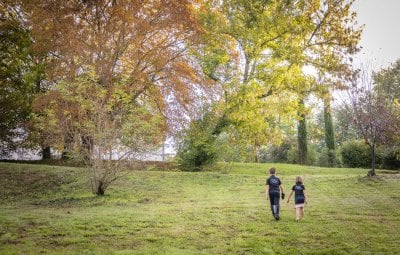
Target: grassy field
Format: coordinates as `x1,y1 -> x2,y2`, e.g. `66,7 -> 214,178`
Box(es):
0,162 -> 399,255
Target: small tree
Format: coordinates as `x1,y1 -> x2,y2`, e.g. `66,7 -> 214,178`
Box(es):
346,67 -> 399,176
32,70 -> 164,195
176,109 -> 220,171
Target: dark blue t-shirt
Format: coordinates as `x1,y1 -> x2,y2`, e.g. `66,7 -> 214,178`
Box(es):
266,175 -> 281,193
292,183 -> 305,203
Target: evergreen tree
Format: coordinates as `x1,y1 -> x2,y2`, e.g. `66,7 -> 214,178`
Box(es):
323,96 -> 337,166
297,99 -> 308,165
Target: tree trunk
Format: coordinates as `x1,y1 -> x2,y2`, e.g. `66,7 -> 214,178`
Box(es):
96,183 -> 105,196
298,99 -> 308,165
42,146 -> 51,160
323,97 -> 336,166
62,133 -> 74,160
368,144 -> 377,176
94,180 -> 105,196
253,144 -> 259,163
243,57 -> 250,83
81,135 -> 93,161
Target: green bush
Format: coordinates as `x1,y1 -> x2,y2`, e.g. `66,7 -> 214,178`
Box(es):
286,144 -> 317,165
267,140 -> 293,163
382,148 -> 400,170
176,112 -> 219,171
340,140 -> 371,168
317,148 -> 341,167
287,147 -> 298,164
307,144 -> 318,165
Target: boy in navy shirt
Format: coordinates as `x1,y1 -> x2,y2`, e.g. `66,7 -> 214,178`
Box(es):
287,176 -> 307,221
266,167 -> 285,220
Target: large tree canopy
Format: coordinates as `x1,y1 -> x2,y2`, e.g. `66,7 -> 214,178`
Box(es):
193,0 -> 361,162
12,0 -> 221,158
15,0 -> 220,193
23,0 -> 215,131
2,0 -> 368,173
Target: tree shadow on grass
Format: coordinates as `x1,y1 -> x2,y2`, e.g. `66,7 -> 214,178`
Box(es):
0,168 -> 78,201
358,174 -> 386,183
30,195 -> 109,208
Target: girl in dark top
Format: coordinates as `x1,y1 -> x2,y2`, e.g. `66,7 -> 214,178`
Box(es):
287,176 -> 307,221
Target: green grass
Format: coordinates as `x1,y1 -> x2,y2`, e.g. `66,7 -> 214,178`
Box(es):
0,162 -> 399,254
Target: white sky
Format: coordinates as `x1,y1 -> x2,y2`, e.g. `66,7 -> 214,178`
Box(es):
352,0 -> 400,70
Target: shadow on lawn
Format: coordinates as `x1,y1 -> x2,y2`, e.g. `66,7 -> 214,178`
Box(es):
0,168 -> 77,200
30,195 -> 108,207
357,170 -> 400,183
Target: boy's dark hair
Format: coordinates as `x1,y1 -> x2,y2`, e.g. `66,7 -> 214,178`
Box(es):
269,167 -> 276,175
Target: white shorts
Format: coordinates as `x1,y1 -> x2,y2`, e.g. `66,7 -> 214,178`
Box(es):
295,203 -> 304,208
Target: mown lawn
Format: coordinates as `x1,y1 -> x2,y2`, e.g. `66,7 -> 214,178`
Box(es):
0,162 -> 399,254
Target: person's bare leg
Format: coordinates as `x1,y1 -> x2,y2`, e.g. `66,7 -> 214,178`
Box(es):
295,208 -> 300,221
300,207 -> 304,219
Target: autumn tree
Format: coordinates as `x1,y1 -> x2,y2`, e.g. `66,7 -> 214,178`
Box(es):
32,70 -> 165,195
25,1 -> 213,140
372,60 -> 400,168
346,66 -> 400,176
23,0 -> 214,193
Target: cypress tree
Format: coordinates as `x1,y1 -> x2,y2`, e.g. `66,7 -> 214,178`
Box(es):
323,97 -> 336,166
298,99 -> 308,165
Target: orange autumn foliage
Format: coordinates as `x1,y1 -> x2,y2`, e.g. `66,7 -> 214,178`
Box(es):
24,0 -> 215,131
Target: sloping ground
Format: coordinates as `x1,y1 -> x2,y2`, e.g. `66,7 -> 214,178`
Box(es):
0,162 -> 399,254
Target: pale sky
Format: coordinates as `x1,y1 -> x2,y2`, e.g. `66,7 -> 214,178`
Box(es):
352,0 -> 400,69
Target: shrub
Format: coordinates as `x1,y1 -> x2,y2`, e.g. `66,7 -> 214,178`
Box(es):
307,144 -> 318,165
176,112 -> 219,171
286,144 -> 317,165
287,147 -> 298,164
340,140 -> 371,168
382,148 -> 400,170
268,141 -> 292,163
317,148 -> 341,167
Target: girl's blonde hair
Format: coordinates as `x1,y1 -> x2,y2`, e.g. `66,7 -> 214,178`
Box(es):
296,176 -> 303,183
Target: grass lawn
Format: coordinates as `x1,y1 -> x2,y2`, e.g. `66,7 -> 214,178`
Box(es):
0,162 -> 399,254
